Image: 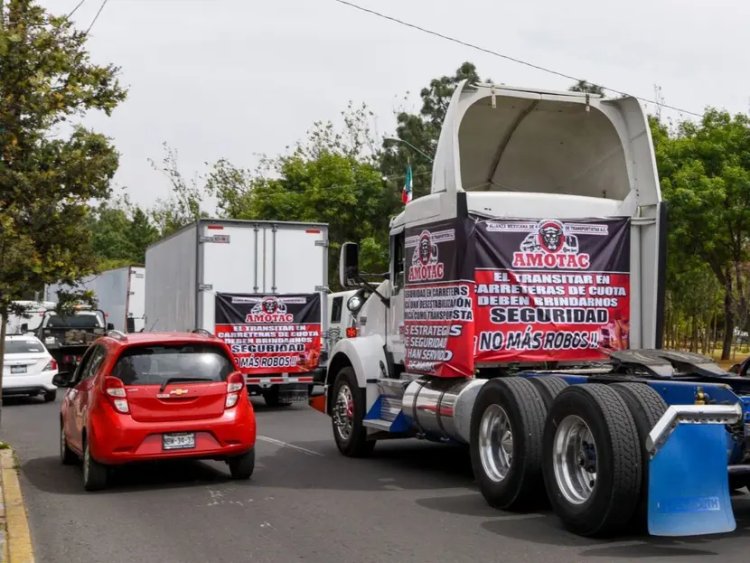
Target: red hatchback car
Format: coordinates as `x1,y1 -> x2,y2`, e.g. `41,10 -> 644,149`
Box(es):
54,331 -> 256,491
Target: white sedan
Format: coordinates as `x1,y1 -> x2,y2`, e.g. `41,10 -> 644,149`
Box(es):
3,336 -> 58,402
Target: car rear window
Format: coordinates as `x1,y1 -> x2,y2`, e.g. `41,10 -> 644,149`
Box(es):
4,340 -> 45,354
112,344 -> 234,385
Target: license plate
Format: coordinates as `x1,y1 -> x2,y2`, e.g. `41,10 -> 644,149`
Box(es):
10,365 -> 26,374
162,432 -> 195,450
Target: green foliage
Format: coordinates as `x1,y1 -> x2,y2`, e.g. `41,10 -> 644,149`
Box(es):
0,1 -> 126,417
149,143 -> 206,237
88,197 -> 159,269
653,110 -> 750,358
0,0 -> 126,311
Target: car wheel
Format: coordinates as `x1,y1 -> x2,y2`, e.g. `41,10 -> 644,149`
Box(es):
470,377 -> 547,510
60,423 -> 77,465
82,438 -> 108,491
43,389 -> 57,403
331,367 -> 374,457
228,448 -> 255,479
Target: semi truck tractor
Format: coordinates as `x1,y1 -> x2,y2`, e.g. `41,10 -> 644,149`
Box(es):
145,219 -> 329,406
312,82 -> 750,537
46,266 -> 146,333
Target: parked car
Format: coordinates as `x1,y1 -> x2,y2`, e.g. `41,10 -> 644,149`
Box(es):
2,335 -> 58,402
54,331 -> 256,491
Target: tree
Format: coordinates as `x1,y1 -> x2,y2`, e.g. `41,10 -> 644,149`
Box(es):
0,1 -> 126,422
568,80 -> 605,96
380,62 -> 484,199
655,110 -> 750,359
88,197 -> 159,269
149,143 -> 206,236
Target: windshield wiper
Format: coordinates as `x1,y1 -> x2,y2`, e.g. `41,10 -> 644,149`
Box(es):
159,377 -> 213,392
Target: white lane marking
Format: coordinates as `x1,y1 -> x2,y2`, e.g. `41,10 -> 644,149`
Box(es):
257,435 -> 324,457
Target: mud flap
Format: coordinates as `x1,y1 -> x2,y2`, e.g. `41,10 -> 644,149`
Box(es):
648,423 -> 735,536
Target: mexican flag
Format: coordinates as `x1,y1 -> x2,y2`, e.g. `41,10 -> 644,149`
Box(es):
402,165 -> 413,204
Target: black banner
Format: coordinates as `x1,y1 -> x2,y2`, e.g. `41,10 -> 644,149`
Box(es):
215,293 -> 322,374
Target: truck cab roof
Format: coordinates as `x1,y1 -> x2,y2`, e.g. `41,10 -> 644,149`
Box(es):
391,82 -> 660,229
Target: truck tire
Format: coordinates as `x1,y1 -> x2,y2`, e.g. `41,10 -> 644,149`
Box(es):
262,387 -> 291,407
228,448 -> 255,479
542,384 -> 641,536
610,382 -> 667,530
529,376 -> 568,410
332,367 -> 375,457
82,437 -> 108,492
470,377 -> 547,510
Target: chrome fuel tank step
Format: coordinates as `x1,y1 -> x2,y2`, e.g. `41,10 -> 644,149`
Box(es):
402,378 -> 486,443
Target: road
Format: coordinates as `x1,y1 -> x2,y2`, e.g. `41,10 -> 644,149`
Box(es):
3,396 -> 750,563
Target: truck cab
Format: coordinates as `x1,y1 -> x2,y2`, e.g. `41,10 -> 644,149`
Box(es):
330,82 -> 663,388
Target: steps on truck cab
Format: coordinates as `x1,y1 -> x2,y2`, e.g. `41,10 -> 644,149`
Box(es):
363,378 -> 412,433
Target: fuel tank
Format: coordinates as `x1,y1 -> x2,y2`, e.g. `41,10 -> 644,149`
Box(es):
402,377 -> 486,443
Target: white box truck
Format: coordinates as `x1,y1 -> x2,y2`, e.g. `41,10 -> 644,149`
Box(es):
46,266 -> 146,333
145,219 -> 329,406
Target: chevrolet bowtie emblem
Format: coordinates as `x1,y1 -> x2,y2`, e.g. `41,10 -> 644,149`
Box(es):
170,388 -> 189,396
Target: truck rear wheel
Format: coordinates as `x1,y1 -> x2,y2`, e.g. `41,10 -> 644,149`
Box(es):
543,384 -> 641,536
332,367 -> 374,457
530,376 -> 568,410
610,382 -> 667,530
470,377 -> 547,510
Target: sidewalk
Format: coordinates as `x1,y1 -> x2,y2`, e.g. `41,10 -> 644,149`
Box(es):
0,448 -> 34,563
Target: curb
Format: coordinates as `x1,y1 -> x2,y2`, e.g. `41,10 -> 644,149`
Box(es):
0,449 -> 34,563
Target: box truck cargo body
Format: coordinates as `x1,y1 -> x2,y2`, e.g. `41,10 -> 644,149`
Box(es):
45,266 -> 146,333
145,219 -> 329,406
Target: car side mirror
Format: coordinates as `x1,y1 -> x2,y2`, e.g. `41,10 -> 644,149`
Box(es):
339,242 -> 360,289
53,372 -> 74,388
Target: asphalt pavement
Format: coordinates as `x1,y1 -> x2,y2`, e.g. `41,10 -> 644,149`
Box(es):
3,395 -> 750,563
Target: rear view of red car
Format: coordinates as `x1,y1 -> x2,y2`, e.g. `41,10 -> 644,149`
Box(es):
54,332 -> 256,491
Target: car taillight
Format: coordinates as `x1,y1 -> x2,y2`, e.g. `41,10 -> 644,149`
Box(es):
43,359 -> 58,371
225,372 -> 244,408
104,376 -> 130,414
346,326 -> 358,338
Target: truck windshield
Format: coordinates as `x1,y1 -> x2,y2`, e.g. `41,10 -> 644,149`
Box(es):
112,344 -> 234,385
46,315 -> 103,329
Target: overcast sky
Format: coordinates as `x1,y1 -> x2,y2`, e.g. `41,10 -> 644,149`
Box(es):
45,0 -> 750,208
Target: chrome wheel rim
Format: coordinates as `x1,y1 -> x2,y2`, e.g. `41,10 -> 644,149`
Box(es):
479,404 -> 514,482
333,384 -> 354,441
553,415 -> 597,504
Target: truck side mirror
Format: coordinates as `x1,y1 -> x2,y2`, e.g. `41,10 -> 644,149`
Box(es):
107,322 -> 115,331
339,242 -> 360,288
126,318 -> 135,333
20,323 -> 28,333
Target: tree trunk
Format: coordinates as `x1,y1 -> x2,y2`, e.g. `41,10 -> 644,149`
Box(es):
722,286 -> 734,361
690,314 -> 698,352
0,311 -> 6,428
